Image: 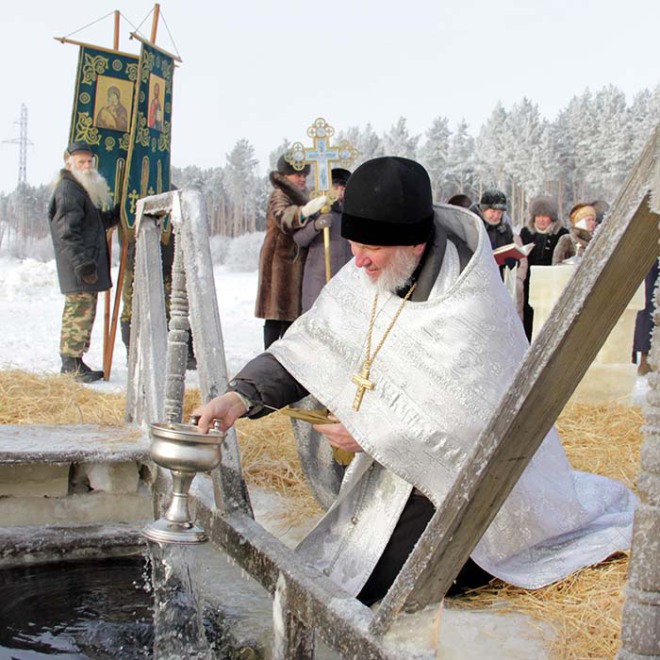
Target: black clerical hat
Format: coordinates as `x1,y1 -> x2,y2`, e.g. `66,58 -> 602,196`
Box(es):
341,157 -> 434,246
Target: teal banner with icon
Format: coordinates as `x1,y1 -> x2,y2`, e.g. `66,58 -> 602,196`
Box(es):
68,44 -> 139,207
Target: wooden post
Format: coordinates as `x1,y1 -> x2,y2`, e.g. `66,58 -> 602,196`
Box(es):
151,4 -> 160,43
113,10 -> 120,50
102,231 -> 128,380
618,221 -> 660,658
323,226 -> 331,282
100,11 -> 123,380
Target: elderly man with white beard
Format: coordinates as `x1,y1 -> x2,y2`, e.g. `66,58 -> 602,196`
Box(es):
195,157 -> 635,606
48,142 -> 119,382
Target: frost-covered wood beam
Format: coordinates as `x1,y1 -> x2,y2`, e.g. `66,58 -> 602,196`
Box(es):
370,126 -> 660,635
127,190 -> 251,516
194,504 -> 392,659
618,218 -> 660,656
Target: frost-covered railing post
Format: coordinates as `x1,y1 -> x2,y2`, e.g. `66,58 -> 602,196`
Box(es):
618,190 -> 660,657
162,227 -> 189,423
126,189 -> 252,517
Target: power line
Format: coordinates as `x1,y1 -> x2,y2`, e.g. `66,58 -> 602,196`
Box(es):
3,104 -> 33,185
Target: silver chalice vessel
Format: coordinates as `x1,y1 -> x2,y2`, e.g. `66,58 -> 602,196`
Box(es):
144,419 -> 224,544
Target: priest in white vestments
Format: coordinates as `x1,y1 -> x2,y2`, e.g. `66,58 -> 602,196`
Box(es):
195,157 -> 636,605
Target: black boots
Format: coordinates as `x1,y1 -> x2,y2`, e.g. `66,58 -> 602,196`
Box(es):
121,320 -> 131,363
60,356 -> 104,383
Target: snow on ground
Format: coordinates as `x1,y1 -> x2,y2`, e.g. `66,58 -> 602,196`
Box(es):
0,255 -> 263,389
0,253 -> 650,404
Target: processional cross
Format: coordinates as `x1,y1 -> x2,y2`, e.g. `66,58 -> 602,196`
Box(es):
285,117 -> 358,280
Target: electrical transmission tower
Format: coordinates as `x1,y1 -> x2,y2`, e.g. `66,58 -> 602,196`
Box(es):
4,103 -> 32,185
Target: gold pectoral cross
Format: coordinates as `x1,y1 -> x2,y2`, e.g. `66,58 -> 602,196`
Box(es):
351,364 -> 375,411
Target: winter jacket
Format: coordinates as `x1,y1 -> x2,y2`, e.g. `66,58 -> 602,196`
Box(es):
48,169 -> 117,294
519,200 -> 569,339
293,201 -> 353,313
255,172 -> 310,321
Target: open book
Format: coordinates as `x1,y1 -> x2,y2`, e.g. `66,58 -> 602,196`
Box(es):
493,242 -> 533,266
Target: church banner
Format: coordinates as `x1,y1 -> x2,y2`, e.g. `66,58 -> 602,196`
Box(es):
68,44 -> 139,205
121,38 -> 174,235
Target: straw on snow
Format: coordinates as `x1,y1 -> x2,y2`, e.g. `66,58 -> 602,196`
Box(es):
0,371 -> 644,658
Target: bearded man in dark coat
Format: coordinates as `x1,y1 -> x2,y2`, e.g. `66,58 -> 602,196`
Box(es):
48,142 -> 119,382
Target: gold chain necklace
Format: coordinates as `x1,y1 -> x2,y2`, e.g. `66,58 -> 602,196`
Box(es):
351,282 -> 417,411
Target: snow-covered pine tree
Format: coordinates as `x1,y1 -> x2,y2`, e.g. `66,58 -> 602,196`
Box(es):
419,116 -> 450,202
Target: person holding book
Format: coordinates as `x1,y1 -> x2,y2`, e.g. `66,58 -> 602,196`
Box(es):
519,195 -> 569,340
471,189 -> 527,319
471,190 -> 514,262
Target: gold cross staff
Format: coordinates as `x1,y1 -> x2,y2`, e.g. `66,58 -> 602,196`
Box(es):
285,118 -> 358,281
351,364 -> 374,411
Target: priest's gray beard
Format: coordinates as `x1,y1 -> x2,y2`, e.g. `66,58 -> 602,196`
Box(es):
368,247 -> 420,295
71,167 -> 112,209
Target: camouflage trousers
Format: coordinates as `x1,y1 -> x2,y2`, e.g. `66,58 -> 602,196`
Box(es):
60,292 -> 98,357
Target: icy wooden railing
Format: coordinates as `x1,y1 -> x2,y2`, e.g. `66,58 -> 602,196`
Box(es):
127,122 -> 659,657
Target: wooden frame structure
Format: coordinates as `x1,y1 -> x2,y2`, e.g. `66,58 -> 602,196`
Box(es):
128,125 -> 659,658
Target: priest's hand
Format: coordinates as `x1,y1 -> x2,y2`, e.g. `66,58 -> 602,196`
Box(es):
193,392 -> 248,433
313,422 -> 363,453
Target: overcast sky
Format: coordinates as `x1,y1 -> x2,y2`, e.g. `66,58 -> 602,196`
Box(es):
1,0 -> 658,193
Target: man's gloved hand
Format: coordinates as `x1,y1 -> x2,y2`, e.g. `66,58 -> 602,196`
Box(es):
301,195 -> 327,220
77,261 -> 98,284
314,215 -> 332,231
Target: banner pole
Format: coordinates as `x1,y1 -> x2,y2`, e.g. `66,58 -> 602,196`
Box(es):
113,10 -> 120,51
151,4 -> 160,43
104,232 -> 129,379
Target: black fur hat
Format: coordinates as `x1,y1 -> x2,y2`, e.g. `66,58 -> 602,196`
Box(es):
277,155 -> 310,176
331,168 -> 351,187
528,195 -> 559,222
341,157 -> 434,246
480,189 -> 507,210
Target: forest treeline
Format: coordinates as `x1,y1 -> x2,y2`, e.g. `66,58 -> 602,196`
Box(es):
1,83 -> 658,256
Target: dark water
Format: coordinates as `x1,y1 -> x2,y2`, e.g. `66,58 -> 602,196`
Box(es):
0,556 -> 154,659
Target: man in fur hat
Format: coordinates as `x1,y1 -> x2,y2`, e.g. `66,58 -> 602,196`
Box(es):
48,142 -> 119,382
196,158 -> 634,605
519,195 -> 569,340
255,155 -> 327,348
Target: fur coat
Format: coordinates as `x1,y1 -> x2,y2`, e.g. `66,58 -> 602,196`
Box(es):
552,227 -> 593,264
254,172 -> 310,321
